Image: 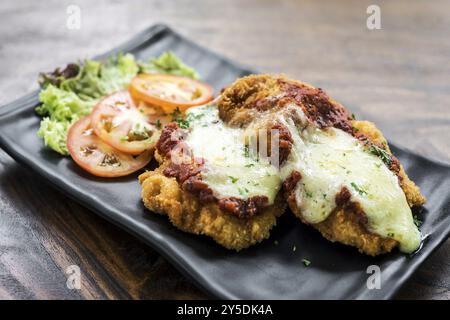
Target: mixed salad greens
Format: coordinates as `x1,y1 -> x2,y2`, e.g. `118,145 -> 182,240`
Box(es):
36,52 -> 199,155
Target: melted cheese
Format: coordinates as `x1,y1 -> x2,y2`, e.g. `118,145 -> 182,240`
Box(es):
185,105 -> 281,203
279,107 -> 421,253
184,103 -> 421,253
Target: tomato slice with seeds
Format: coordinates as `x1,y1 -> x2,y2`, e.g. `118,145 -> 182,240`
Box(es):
129,74 -> 213,114
67,116 -> 151,178
135,100 -> 173,127
91,91 -> 161,155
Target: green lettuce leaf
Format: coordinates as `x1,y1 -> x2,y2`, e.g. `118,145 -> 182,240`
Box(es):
36,85 -> 95,155
36,85 -> 94,121
59,53 -> 139,100
139,51 -> 199,79
37,117 -> 73,155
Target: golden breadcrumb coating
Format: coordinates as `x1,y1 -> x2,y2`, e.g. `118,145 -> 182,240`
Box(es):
139,154 -> 285,251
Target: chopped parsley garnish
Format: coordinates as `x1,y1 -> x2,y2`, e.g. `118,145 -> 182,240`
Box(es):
302,259 -> 311,267
351,113 -> 356,120
305,191 -> 313,198
171,107 -> 182,119
155,119 -> 162,129
237,187 -> 249,195
245,163 -> 255,168
171,107 -> 190,128
186,112 -> 205,122
387,232 -> 395,238
413,215 -> 423,227
243,145 -> 250,158
228,176 -> 239,183
368,144 -> 392,166
172,109 -> 207,129
175,118 -> 190,129
350,182 -> 367,196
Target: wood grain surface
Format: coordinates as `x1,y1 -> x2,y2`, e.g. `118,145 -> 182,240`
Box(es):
0,0 -> 449,299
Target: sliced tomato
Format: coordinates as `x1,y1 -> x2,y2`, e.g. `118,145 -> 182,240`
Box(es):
91,91 -> 161,155
67,116 -> 151,178
135,100 -> 173,126
129,74 -> 213,114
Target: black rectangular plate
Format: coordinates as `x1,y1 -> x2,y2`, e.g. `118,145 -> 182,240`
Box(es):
1,24 -> 449,299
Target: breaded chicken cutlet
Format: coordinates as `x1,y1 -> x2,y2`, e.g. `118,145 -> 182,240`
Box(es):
139,105 -> 287,251
139,158 -> 285,251
140,74 -> 426,255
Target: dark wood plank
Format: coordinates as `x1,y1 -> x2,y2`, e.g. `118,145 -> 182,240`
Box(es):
0,150 -> 204,299
0,0 -> 449,299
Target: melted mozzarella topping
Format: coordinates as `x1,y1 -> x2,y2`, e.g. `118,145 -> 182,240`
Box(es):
184,103 -> 421,253
278,107 -> 421,253
184,105 -> 281,203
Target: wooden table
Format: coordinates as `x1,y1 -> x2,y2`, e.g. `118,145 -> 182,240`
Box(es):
1,0 -> 449,299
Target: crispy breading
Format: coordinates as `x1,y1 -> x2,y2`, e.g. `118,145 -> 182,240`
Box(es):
218,75 -> 283,125
305,207 -> 399,256
139,155 -> 285,251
